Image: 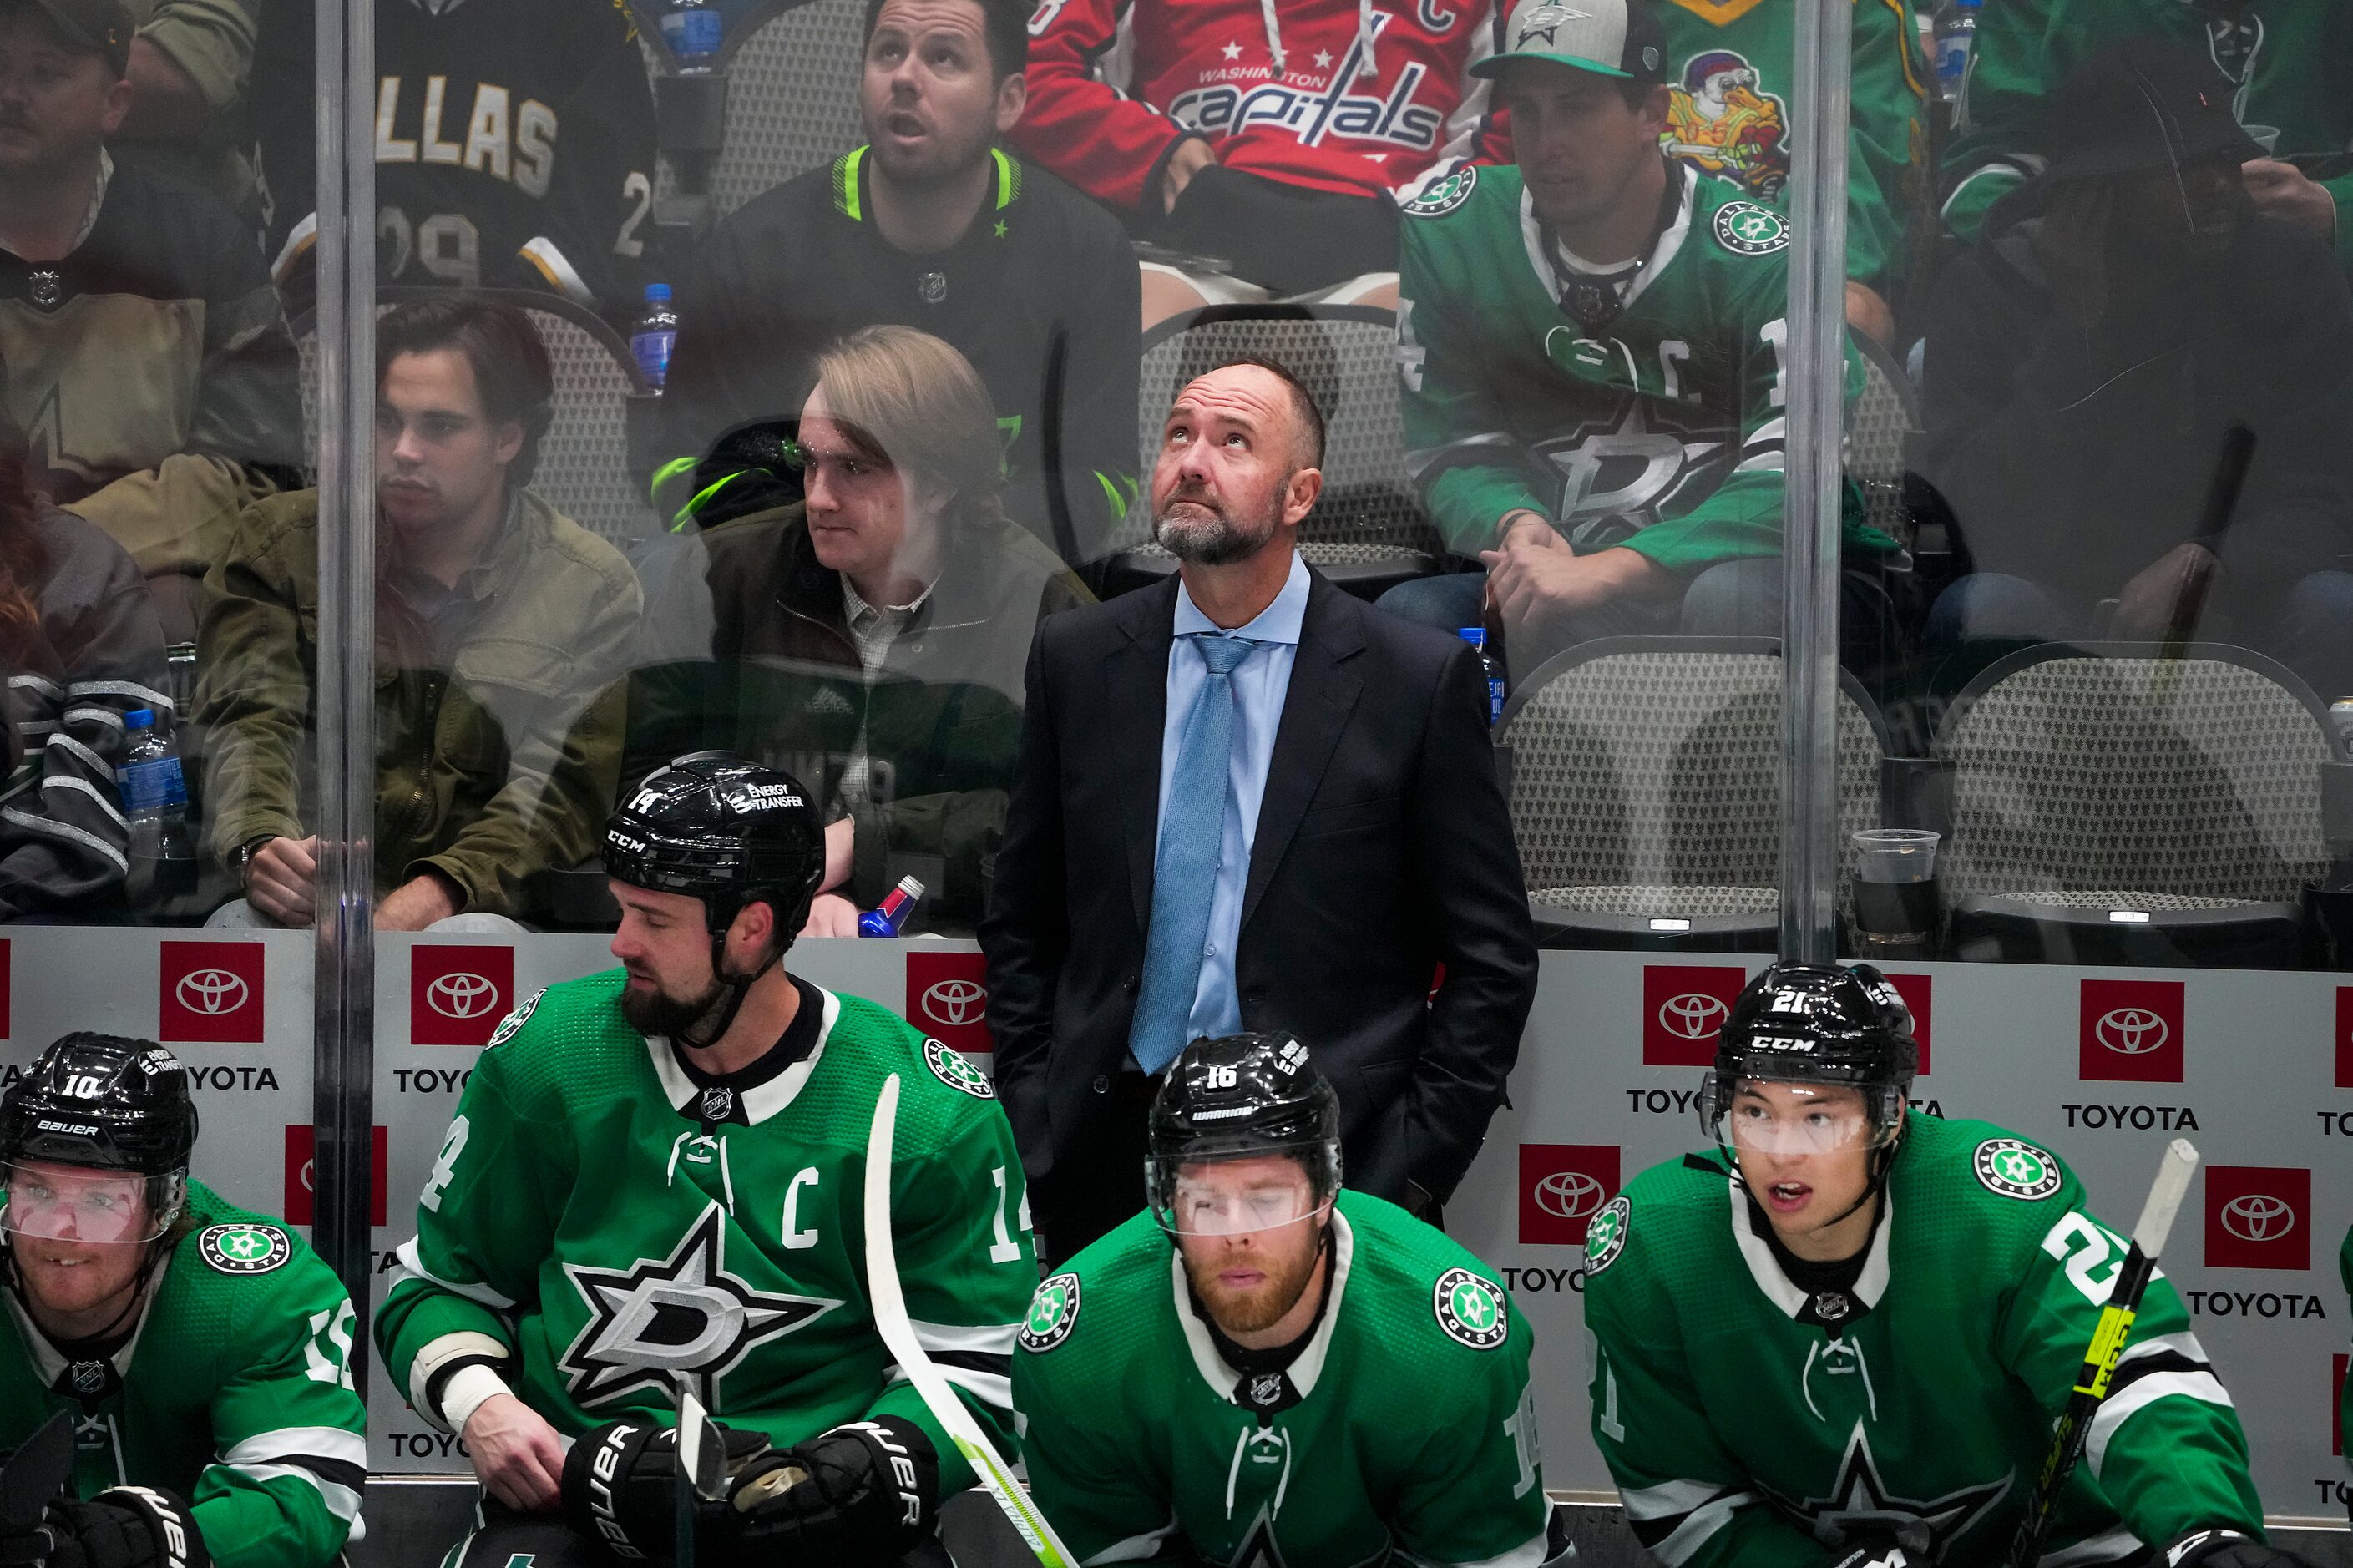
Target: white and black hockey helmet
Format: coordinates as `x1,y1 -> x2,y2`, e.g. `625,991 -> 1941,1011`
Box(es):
0,1033 -> 199,1244
1146,1033 -> 1343,1237
1698,962 -> 1918,1161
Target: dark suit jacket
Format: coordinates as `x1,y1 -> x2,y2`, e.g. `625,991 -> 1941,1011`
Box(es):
980,567 -> 1537,1212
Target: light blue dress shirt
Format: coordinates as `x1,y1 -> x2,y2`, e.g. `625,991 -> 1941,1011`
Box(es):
1152,553 -> 1311,1050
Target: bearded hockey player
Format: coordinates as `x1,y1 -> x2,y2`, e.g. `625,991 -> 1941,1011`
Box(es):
1584,963 -> 2295,1568
1384,0 -> 1897,671
1013,1033 -> 1564,1568
0,1034 -> 367,1568
373,751 -> 1036,1567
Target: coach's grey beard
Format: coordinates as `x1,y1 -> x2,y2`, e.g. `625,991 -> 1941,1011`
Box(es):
1152,488 -> 1284,566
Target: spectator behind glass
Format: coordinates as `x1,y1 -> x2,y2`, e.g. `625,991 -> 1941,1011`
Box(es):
653,0 -> 1141,564
0,409 -> 167,920
1378,0 -> 1898,682
1942,0 -> 2353,277
196,298 -> 643,932
250,0 -> 656,319
1917,41 -> 2353,700
0,0 -> 299,587
1006,0 -> 1506,326
630,326 -> 1093,938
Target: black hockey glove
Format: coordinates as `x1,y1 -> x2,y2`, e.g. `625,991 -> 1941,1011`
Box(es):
2163,1529 -> 2312,1568
34,1489 -> 208,1568
729,1417 -> 939,1562
1825,1540 -> 1911,1568
559,1418 -> 772,1564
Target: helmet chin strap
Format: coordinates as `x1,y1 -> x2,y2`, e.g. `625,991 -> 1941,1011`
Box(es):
675,928 -> 785,1052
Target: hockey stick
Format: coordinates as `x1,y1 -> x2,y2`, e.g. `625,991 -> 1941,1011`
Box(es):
673,1390 -> 726,1568
0,1409 -> 73,1541
863,1073 -> 1078,1568
2004,1138 -> 2200,1568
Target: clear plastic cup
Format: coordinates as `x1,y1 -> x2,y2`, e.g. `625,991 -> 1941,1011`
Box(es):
1852,829 -> 1941,884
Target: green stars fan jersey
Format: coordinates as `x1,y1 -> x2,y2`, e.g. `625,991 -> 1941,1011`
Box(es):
1013,1192 -> 1552,1568
1582,1113 -> 2262,1567
1397,160 -> 1895,569
0,1181 -> 367,1568
373,971 -> 1035,1501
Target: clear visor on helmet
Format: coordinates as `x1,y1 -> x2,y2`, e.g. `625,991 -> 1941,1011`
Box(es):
1698,1075 -> 1904,1157
1146,1142 -> 1338,1237
0,1161 -> 176,1243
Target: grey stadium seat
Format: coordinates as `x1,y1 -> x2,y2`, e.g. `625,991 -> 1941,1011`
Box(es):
1847,327 -> 1919,554
1109,303 -> 1445,594
681,0 -> 868,218
1497,638 -> 1887,950
1934,642 -> 2333,968
295,287 -> 661,548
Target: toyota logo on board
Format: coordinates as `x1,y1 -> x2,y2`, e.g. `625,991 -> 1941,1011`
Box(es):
1642,965 -> 1750,1066
177,970 -> 248,1016
922,979 -> 988,1029
427,973 -> 499,1019
2094,1009 -> 2168,1055
1659,994 -> 1728,1039
1532,1170 -> 1606,1222
2078,979 -> 2184,1084
2219,1194 -> 2295,1244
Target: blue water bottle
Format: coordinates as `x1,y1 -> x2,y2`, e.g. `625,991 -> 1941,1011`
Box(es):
858,875 -> 926,938
1934,0 -> 1979,104
1459,628 -> 1505,726
631,283 -> 680,391
661,0 -> 723,72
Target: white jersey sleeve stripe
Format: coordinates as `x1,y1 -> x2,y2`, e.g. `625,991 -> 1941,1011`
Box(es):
1618,1477 -> 1730,1522
391,1237 -> 519,1309
210,1461 -> 367,1534
1400,1528 -> 1550,1568
2084,1370 -> 2233,1479
908,1318 -> 1020,1356
222,1427 -> 367,1468
1647,1490 -> 1758,1568
1081,1517 -> 1182,1565
2037,1524 -> 2143,1567
885,1360 -> 1012,1412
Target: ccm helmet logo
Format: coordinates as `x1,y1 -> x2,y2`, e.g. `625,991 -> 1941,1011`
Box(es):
2219,1193 -> 2295,1243
176,969 -> 249,1015
1658,994 -> 1728,1039
920,979 -> 987,1029
425,972 -> 500,1019
1531,1169 -> 1605,1222
2095,1008 -> 2169,1055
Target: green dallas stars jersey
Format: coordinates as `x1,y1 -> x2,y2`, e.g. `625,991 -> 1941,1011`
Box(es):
1012,1192 -> 1551,1568
1396,159 -> 1895,569
372,970 -> 1035,1502
1651,0 -> 1930,293
1944,0 -> 2353,272
1581,1113 -> 2261,1568
0,1181 -> 367,1568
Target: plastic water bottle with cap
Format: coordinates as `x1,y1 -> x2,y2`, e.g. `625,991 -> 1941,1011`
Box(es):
631,283 -> 680,391
858,875 -> 926,937
121,708 -> 195,901
661,0 -> 723,73
1933,0 -> 1979,103
1458,627 -> 1505,726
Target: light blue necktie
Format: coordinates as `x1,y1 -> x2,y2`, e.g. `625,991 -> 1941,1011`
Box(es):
1129,634 -> 1256,1075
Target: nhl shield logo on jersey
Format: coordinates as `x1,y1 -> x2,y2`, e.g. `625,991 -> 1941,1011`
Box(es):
1404,166 -> 1476,219
1584,1195 -> 1632,1275
1973,1138 -> 2062,1201
1711,200 -> 1790,257
487,987 -> 544,1049
1018,1272 -> 1080,1352
1432,1267 -> 1508,1350
924,1038 -> 994,1100
199,1222 -> 291,1274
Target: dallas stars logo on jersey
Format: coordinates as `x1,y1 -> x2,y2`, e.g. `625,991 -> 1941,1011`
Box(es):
561,1202 -> 841,1408
1760,1422 -> 2011,1558
200,1222 -> 291,1274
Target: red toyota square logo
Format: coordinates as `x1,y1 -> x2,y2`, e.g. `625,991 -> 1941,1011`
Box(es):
1642,965 -> 1748,1066
1882,973 -> 1931,1075
283,1124 -> 389,1227
411,945 -> 514,1047
2335,1354 -> 2347,1458
1519,1143 -> 1620,1247
159,941 -> 266,1043
2336,989 -> 2353,1090
2078,979 -> 2184,1084
908,951 -> 991,1053
2204,1164 -> 2310,1272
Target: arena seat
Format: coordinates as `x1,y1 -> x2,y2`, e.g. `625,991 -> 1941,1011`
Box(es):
1932,642 -> 2333,968
294,287 -> 662,548
1104,303 -> 1445,597
644,0 -> 867,219
1847,326 -> 1920,556
1496,637 -> 1888,951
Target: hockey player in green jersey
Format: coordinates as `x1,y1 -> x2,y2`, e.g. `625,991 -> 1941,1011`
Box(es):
1013,1032 -> 1566,1568
1585,962 -> 2296,1568
1942,0 -> 2353,273
1383,0 -> 1896,674
0,1034 -> 367,1568
372,752 -> 1037,1568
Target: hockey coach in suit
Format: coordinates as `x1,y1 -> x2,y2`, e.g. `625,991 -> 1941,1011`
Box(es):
983,355 -> 1537,1266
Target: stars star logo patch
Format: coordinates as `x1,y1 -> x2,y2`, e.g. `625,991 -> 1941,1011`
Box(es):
1973,1139 -> 2062,1201
560,1203 -> 841,1409
199,1222 -> 291,1274
1764,1422 -> 2011,1560
1711,200 -> 1790,255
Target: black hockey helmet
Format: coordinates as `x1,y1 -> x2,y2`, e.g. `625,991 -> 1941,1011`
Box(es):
605,752 -> 826,939
1698,963 -> 1917,1156
1146,1033 -> 1342,1237
1,1034 -> 198,1242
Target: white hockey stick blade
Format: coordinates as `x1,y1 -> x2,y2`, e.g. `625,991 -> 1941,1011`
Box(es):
2131,1140 -> 2200,1259
864,1074 -> 1078,1568
677,1390 -> 727,1501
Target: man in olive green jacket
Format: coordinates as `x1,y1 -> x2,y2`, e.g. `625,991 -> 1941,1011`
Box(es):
196,298 -> 640,928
